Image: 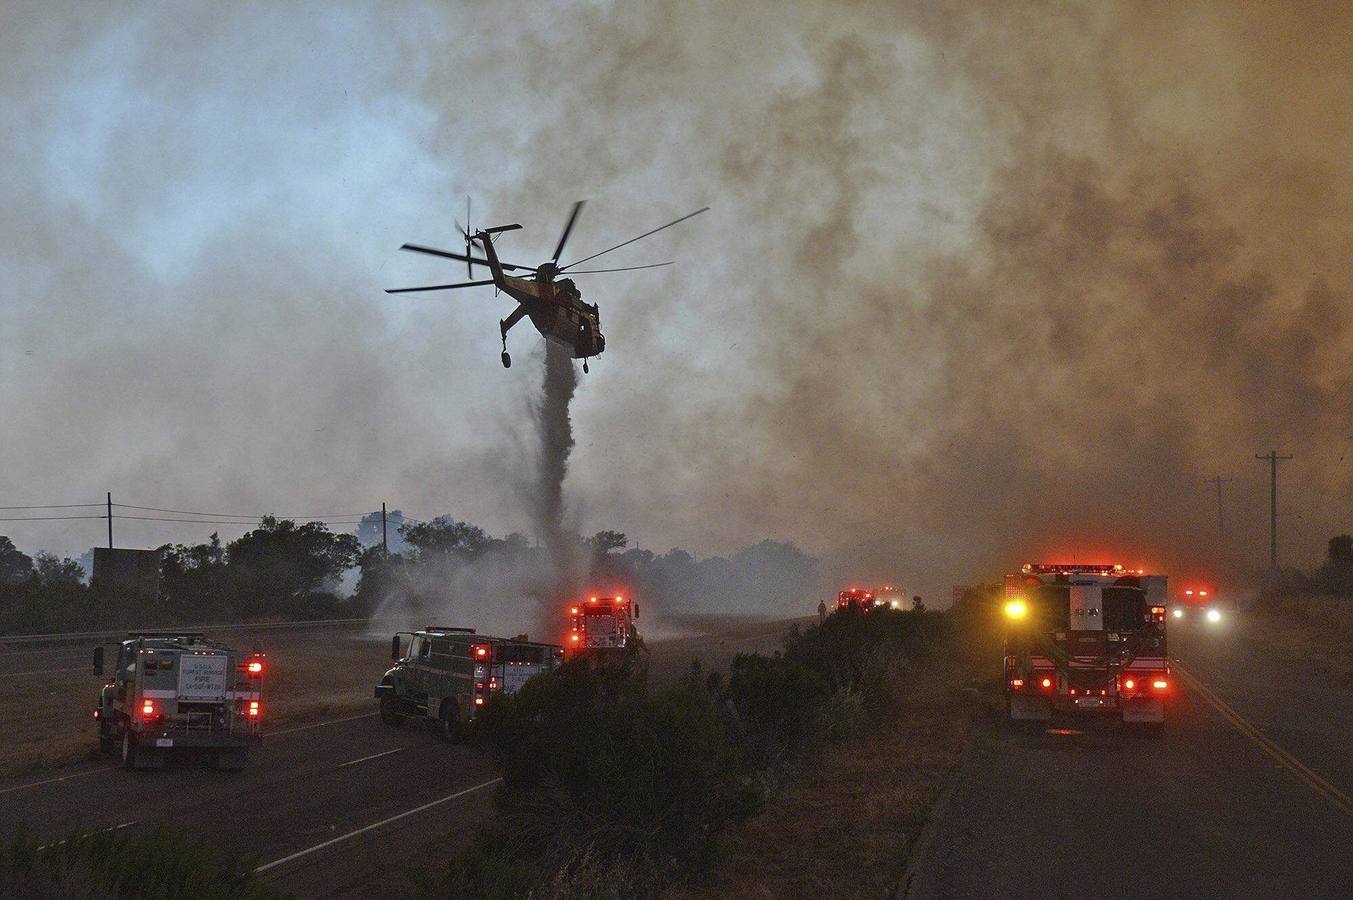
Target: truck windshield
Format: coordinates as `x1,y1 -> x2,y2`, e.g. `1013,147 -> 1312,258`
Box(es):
1031,585 -> 1070,629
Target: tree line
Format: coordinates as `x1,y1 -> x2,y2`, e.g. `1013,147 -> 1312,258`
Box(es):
0,515 -> 821,635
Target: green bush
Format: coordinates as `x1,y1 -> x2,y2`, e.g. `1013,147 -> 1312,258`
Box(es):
445,660 -> 757,896
0,829 -> 279,900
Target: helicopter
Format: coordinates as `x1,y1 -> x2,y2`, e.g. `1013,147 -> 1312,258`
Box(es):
386,199 -> 708,372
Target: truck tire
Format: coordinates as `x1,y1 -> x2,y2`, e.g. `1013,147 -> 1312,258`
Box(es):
99,722 -> 115,754
380,694 -> 406,727
438,701 -> 461,743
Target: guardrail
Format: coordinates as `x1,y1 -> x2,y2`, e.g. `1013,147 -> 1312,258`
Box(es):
0,618 -> 370,646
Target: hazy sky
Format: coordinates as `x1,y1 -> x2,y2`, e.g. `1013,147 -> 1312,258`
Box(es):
4,1 -> 1353,600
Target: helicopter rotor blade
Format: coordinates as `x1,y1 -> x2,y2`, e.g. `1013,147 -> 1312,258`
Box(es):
566,261 -> 674,274
385,279 -> 495,294
560,206 -> 709,271
551,200 -> 586,264
399,243 -> 537,272
465,195 -> 472,277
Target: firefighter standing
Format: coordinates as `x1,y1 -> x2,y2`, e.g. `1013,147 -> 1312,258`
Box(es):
818,599 -> 828,621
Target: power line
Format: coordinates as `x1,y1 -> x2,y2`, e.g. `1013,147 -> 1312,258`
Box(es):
0,515 -> 108,522
0,503 -> 103,510
111,503 -> 370,520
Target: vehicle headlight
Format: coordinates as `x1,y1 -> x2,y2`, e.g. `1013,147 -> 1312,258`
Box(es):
1003,598 -> 1028,620
1172,608 -> 1183,619
1206,608 -> 1221,623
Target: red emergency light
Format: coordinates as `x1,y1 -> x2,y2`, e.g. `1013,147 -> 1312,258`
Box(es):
248,700 -> 260,718
246,659 -> 264,675
141,700 -> 155,717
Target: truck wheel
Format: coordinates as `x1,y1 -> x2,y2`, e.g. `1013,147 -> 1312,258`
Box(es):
438,701 -> 461,743
99,722 -> 115,754
380,694 -> 406,727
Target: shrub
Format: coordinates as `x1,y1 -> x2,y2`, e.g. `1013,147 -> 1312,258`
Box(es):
0,829 -> 278,900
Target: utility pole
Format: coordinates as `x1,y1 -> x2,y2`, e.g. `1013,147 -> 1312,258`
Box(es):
1208,475 -> 1233,541
1255,451 -> 1293,571
381,502 -> 388,557
106,491 -> 113,550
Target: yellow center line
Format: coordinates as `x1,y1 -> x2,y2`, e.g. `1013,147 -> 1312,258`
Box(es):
1174,662 -> 1353,817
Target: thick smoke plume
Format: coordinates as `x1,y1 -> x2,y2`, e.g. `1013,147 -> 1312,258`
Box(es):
532,340 -> 581,591
7,2 -> 1353,607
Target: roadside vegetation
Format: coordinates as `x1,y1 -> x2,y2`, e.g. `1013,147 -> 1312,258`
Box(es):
0,828 -> 279,900
1253,534 -> 1353,690
436,604 -> 967,898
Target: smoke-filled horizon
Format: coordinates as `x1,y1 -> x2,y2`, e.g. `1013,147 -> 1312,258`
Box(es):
4,2 -> 1353,603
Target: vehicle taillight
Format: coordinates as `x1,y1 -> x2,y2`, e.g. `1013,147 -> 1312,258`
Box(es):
247,660 -> 263,675
473,644 -> 490,660
474,697 -> 484,706
1124,678 -> 1136,690
248,701 -> 260,718
1040,677 -> 1052,689
1153,679 -> 1168,690
1011,678 -> 1025,688
570,634 -> 579,643
141,700 -> 155,717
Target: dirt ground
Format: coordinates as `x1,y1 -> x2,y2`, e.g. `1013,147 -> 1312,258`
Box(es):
680,655 -> 982,900
1251,595 -> 1353,690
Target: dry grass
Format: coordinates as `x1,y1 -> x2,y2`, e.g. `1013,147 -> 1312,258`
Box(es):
1255,596 -> 1353,690
0,627 -> 387,777
679,654 -> 981,900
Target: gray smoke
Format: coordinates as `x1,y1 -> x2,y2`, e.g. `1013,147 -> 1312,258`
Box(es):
532,340 -> 581,590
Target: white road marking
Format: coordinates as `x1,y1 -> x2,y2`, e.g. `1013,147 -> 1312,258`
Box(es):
36,820 -> 136,851
254,777 -> 502,874
0,765 -> 118,796
336,748 -> 402,768
0,666 -> 87,678
269,711 -> 378,736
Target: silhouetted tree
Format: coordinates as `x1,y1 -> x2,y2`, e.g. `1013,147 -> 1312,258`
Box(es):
0,536 -> 32,585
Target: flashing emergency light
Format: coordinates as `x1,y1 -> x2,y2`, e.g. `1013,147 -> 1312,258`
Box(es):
1003,598 -> 1028,620
1206,609 -> 1222,623
246,660 -> 263,675
248,701 -> 260,718
141,700 -> 155,717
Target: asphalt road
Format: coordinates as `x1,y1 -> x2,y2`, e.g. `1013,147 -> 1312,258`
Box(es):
906,616 -> 1353,899
0,618 -> 799,898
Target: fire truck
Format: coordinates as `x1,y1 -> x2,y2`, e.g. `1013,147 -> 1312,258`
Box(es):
836,588 -> 876,612
565,595 -> 640,662
375,626 -> 563,739
93,632 -> 265,770
1002,563 -> 1170,728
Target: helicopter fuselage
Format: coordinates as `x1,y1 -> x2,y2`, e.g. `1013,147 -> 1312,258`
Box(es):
480,236 -> 605,361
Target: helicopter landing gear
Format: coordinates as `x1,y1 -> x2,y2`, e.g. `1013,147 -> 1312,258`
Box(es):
499,319 -> 512,368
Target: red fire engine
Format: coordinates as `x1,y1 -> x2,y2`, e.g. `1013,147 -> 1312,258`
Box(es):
1003,563 -> 1170,728
566,595 -> 639,662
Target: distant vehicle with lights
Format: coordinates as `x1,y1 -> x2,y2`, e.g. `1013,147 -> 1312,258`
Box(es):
837,588 -> 876,611
565,595 -> 640,662
1173,584 -> 1225,624
375,626 -> 562,740
93,632 -> 265,770
1002,563 -> 1171,729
